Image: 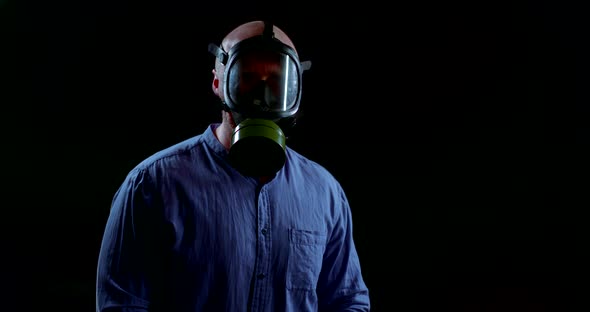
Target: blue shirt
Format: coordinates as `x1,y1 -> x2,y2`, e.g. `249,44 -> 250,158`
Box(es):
96,124 -> 370,312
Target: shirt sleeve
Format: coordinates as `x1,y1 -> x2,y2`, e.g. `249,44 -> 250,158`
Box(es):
317,187 -> 371,311
96,168 -> 164,312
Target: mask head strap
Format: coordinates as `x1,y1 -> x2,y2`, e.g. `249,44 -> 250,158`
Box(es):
263,20 -> 274,39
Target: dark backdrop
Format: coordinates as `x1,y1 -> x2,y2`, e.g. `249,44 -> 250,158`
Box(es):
3,0 -> 588,311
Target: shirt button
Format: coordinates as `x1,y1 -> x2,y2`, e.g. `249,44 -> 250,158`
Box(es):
257,273 -> 266,280
261,228 -> 268,235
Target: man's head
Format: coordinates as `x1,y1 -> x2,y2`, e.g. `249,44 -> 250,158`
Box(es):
211,20 -> 297,103
209,20 -> 310,125
208,20 -> 311,177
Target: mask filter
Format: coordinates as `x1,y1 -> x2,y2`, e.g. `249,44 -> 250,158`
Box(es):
228,118 -> 286,177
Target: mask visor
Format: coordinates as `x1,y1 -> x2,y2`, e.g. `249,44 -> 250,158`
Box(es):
226,50 -> 300,117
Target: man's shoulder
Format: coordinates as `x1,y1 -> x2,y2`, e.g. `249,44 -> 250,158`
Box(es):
285,148 -> 337,181
132,132 -> 207,173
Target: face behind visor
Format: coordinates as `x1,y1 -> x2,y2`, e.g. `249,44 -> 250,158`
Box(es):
220,41 -> 309,118
208,22 -> 311,176
226,49 -> 299,119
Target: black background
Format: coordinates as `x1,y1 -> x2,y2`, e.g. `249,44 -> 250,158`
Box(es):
2,0 -> 589,311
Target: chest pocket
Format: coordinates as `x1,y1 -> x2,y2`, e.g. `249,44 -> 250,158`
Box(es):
286,228 -> 327,291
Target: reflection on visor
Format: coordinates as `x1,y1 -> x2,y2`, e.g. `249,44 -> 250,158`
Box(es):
227,51 -> 299,115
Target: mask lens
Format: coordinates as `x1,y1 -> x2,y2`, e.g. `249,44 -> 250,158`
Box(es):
227,51 -> 299,115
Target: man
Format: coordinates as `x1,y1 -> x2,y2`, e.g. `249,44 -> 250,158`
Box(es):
96,20 -> 370,311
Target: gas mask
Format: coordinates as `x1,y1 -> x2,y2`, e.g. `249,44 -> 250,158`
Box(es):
208,21 -> 311,177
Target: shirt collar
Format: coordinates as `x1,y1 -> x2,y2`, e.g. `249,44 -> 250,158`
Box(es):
203,123 -> 229,158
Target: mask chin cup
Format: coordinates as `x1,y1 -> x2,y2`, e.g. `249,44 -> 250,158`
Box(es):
229,118 -> 287,177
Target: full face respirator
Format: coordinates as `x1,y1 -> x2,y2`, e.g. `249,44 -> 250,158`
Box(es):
208,21 -> 311,177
